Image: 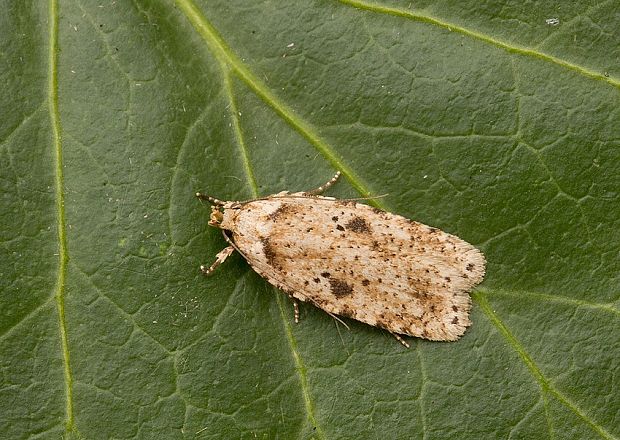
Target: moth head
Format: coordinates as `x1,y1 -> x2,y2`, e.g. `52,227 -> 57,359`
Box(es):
208,202 -> 242,229
208,206 -> 224,227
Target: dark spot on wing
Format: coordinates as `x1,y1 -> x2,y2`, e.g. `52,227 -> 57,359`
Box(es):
331,216 -> 339,222
321,272 -> 331,278
336,224 -> 345,231
345,216 -> 371,233
329,279 -> 353,297
268,203 -> 295,221
261,237 -> 277,266
466,263 -> 475,271
361,279 -> 370,286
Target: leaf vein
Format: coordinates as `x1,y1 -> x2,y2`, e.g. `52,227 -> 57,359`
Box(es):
478,286 -> 620,317
337,0 -> 619,88
473,291 -> 616,440
222,70 -> 259,197
174,0 -> 384,208
275,293 -> 326,439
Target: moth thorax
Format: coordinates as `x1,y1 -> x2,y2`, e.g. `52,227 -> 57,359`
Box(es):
219,207 -> 240,230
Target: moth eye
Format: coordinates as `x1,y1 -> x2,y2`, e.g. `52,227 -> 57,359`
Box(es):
209,208 -> 224,225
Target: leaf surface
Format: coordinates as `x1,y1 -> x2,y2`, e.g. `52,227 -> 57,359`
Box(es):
1,0 -> 618,438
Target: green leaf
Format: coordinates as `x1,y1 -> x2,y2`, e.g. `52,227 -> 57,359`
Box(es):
1,0 -> 618,438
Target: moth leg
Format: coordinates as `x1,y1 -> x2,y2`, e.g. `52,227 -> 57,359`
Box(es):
325,310 -> 350,330
293,300 -> 300,323
200,246 -> 235,276
305,171 -> 341,195
390,332 -> 410,349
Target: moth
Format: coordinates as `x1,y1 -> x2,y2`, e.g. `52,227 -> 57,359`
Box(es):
197,172 -> 485,345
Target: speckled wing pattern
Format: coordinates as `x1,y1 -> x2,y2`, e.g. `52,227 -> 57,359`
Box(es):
228,193 -> 486,341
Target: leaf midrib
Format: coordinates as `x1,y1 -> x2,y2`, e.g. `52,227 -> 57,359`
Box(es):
48,0 -> 76,435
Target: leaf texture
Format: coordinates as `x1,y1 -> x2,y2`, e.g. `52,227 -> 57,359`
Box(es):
1,0 -> 618,438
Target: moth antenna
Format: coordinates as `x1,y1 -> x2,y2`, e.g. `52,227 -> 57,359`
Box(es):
305,171 -> 342,195
265,193 -> 389,203
340,194 -> 389,202
196,192 -> 226,206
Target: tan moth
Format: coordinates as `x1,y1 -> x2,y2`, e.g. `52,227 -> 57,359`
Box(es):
197,172 -> 485,345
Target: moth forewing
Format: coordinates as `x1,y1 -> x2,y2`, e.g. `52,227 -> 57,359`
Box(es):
198,173 -> 486,343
